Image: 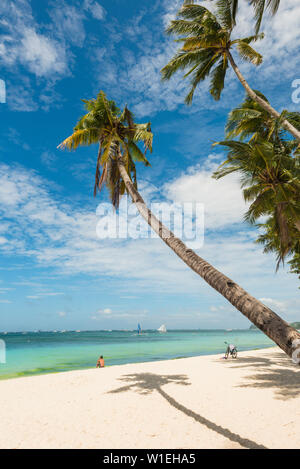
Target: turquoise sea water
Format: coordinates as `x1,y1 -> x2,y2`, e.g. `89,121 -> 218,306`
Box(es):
0,329 -> 274,380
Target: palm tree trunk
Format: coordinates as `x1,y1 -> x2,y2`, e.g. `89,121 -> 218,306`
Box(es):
117,155 -> 300,361
227,52 -> 300,143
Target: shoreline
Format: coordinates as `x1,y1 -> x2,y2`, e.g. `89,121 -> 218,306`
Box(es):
1,346 -> 300,449
0,343 -> 274,382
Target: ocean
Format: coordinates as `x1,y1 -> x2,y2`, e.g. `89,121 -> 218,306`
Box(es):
0,329 -> 273,380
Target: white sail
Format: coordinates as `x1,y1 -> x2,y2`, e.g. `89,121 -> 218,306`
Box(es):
157,324 -> 167,333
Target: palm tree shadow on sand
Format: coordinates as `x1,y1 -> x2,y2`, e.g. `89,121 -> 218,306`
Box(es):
225,351 -> 300,400
108,372 -> 266,449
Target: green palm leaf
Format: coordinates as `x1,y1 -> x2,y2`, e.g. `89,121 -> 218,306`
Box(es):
236,41 -> 263,65
58,91 -> 153,208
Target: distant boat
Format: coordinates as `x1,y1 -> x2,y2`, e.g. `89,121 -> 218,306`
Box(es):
158,324 -> 167,333
137,323 -> 142,335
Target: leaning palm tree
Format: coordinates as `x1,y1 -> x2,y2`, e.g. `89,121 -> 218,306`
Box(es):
161,1 -> 300,142
213,139 -> 300,267
58,91 -> 300,361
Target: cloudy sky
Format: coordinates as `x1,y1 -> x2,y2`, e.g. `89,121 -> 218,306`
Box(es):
0,0 -> 299,331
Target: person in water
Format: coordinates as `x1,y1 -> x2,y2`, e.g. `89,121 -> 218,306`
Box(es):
96,355 -> 105,368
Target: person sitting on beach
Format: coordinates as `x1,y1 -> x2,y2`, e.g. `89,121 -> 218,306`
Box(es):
96,355 -> 105,368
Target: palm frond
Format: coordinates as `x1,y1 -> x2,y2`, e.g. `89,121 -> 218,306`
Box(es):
185,52 -> 220,104
216,0 -> 234,30
129,142 -> 151,166
161,49 -> 214,80
236,40 -> 263,65
58,128 -> 100,150
250,0 -> 280,34
210,56 -> 228,100
231,0 -> 239,24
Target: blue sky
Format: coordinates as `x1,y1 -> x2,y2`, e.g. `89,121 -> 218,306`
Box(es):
0,0 -> 299,332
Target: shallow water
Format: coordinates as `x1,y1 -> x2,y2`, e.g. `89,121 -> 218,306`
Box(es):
0,329 -> 273,380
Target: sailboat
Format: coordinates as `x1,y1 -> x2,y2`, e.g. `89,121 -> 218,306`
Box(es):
157,324 -> 167,333
137,323 -> 142,335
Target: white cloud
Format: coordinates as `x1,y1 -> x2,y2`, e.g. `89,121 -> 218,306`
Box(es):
84,0 -> 106,20
0,162 -> 298,311
91,308 -> 147,321
40,151 -> 57,170
20,28 -> 67,77
164,157 -> 248,230
0,287 -> 13,293
259,298 -> 289,314
0,0 -> 106,111
26,292 -> 64,300
259,297 -> 300,320
58,311 -> 67,317
49,5 -> 86,47
6,80 -> 38,112
231,0 -> 300,91
101,308 -> 112,315
91,308 -> 112,320
0,2 -> 68,79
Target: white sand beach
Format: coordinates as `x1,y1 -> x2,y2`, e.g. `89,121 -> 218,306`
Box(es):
0,347 -> 300,449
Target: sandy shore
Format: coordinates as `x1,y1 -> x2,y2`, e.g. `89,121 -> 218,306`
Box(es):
0,347 -> 300,449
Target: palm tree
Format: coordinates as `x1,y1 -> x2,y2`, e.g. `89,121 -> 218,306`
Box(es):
215,92 -> 300,274
221,92 -> 300,231
213,139 -> 300,268
58,91 -> 300,360
161,1 -> 300,142
58,91 -> 152,207
256,215 -> 300,274
225,91 -> 300,143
